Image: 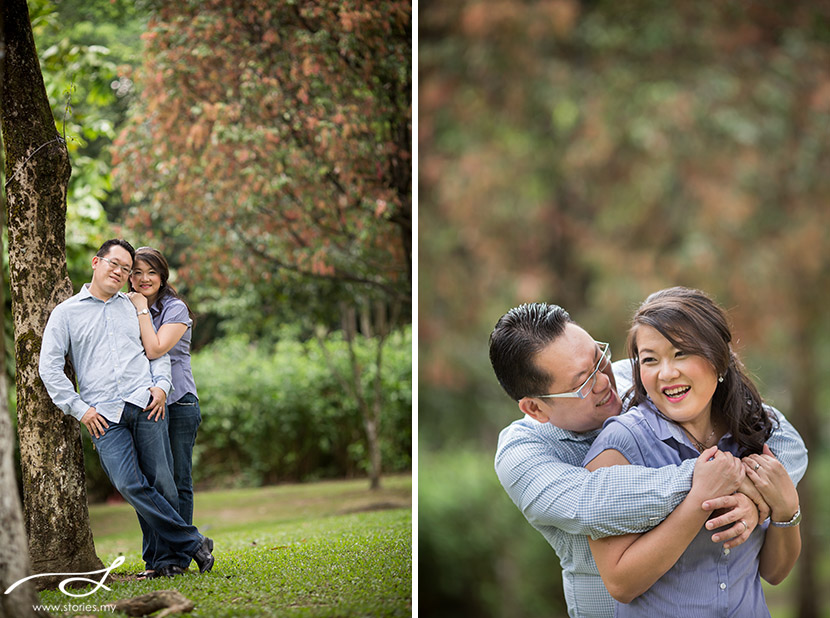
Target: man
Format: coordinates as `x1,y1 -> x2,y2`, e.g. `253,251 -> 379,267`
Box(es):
39,239 -> 215,579
490,303 -> 807,618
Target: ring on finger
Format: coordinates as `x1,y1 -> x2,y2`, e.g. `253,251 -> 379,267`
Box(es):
740,519 -> 748,533
753,463 -> 760,471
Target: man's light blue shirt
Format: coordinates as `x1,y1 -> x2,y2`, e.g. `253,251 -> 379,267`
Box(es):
39,284 -> 173,423
494,360 -> 808,618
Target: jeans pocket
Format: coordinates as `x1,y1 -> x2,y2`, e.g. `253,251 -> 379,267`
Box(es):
175,392 -> 199,406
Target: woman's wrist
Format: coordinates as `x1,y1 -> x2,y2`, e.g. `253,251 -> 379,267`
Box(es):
770,504 -> 800,524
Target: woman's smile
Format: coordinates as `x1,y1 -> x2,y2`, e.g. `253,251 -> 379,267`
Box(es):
635,324 -> 718,430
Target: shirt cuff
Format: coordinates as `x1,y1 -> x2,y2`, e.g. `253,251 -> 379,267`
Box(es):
153,379 -> 173,396
69,400 -> 90,421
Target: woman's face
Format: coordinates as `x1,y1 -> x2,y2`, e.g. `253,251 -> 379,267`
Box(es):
635,324 -> 718,426
130,258 -> 163,301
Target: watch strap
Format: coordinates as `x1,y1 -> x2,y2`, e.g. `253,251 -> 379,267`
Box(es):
770,507 -> 801,528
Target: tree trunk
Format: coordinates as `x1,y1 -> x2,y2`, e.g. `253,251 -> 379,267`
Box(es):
1,33 -> 49,614
0,384 -> 48,616
790,321 -> 819,618
317,301 -> 395,491
0,9 -> 45,618
341,302 -> 385,491
1,0 -> 102,587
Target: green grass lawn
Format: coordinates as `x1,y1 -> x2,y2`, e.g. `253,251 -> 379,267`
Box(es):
37,475 -> 412,617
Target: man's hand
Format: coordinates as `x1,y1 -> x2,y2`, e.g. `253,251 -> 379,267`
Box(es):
81,407 -> 109,439
145,387 -> 167,421
701,493 -> 761,549
690,446 -> 745,503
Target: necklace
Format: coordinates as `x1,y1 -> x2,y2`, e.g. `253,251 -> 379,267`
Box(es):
684,426 -> 716,452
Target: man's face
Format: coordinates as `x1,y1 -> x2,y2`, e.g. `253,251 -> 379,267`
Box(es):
91,246 -> 133,299
520,323 -> 622,433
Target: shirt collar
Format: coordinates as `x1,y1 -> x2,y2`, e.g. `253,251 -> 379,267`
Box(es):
150,297 -> 163,317
80,283 -> 129,303
637,399 -> 685,443
546,422 -> 603,444
637,398 -> 736,455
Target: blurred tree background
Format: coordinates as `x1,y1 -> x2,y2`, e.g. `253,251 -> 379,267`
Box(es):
2,0 -> 411,500
419,1 -> 830,617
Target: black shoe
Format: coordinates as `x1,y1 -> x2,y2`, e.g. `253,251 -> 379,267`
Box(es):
192,536 -> 214,573
147,565 -> 185,579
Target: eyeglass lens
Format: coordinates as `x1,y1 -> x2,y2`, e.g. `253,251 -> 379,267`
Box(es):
578,348 -> 609,397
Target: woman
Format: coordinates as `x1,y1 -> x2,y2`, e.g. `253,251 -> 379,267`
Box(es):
129,247 -> 201,531
583,287 -> 801,617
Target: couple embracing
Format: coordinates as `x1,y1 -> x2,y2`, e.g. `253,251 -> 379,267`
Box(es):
39,239 -> 208,580
492,286 -> 806,617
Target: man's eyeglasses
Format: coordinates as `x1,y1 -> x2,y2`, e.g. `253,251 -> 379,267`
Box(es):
99,256 -> 132,276
532,342 -> 611,400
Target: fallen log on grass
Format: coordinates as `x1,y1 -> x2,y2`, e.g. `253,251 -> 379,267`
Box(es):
113,589 -> 194,617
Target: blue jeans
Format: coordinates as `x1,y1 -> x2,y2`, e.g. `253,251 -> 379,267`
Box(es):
92,401 -> 202,569
142,393 -> 201,569
168,393 -> 201,525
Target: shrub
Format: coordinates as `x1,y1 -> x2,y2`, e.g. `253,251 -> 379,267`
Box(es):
419,449 -> 568,618
189,328 -> 411,487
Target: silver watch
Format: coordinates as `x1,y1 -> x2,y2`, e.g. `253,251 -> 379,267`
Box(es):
770,507 -> 801,528
136,309 -> 150,316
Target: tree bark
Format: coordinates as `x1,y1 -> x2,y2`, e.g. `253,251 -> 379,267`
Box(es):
1,6 -> 48,616
1,46 -> 50,618
114,590 -> 194,617
0,385 -> 48,616
1,0 -> 103,587
791,316 -> 819,618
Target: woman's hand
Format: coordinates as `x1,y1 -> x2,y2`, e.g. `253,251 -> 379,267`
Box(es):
128,291 -> 149,311
743,444 -> 799,523
689,446 -> 745,503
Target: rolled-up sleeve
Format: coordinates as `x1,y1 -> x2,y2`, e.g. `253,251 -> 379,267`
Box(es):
765,405 -> 808,486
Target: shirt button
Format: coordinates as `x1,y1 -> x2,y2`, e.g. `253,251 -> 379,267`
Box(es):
720,583 -> 727,590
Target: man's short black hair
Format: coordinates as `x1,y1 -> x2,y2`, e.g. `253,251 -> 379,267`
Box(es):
97,239 -> 135,264
489,303 -> 573,401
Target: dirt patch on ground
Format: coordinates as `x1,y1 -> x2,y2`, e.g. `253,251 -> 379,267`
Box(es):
336,501 -> 410,515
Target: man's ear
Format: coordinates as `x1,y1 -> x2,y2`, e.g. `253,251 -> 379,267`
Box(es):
518,397 -> 549,424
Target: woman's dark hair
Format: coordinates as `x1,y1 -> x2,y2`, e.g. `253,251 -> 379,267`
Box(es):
626,286 -> 774,456
129,247 -> 195,320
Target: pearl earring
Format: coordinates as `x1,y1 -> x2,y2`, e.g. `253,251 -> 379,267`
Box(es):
718,375 -> 724,383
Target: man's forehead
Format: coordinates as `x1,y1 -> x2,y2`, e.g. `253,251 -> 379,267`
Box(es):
103,247 -> 133,265
536,324 -> 597,385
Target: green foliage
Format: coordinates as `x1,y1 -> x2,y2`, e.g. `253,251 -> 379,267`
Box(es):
79,328 -> 411,499
419,449 -> 568,618
420,0 -> 830,404
113,0 -> 411,305
29,0 -> 140,246
188,328 -> 411,487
